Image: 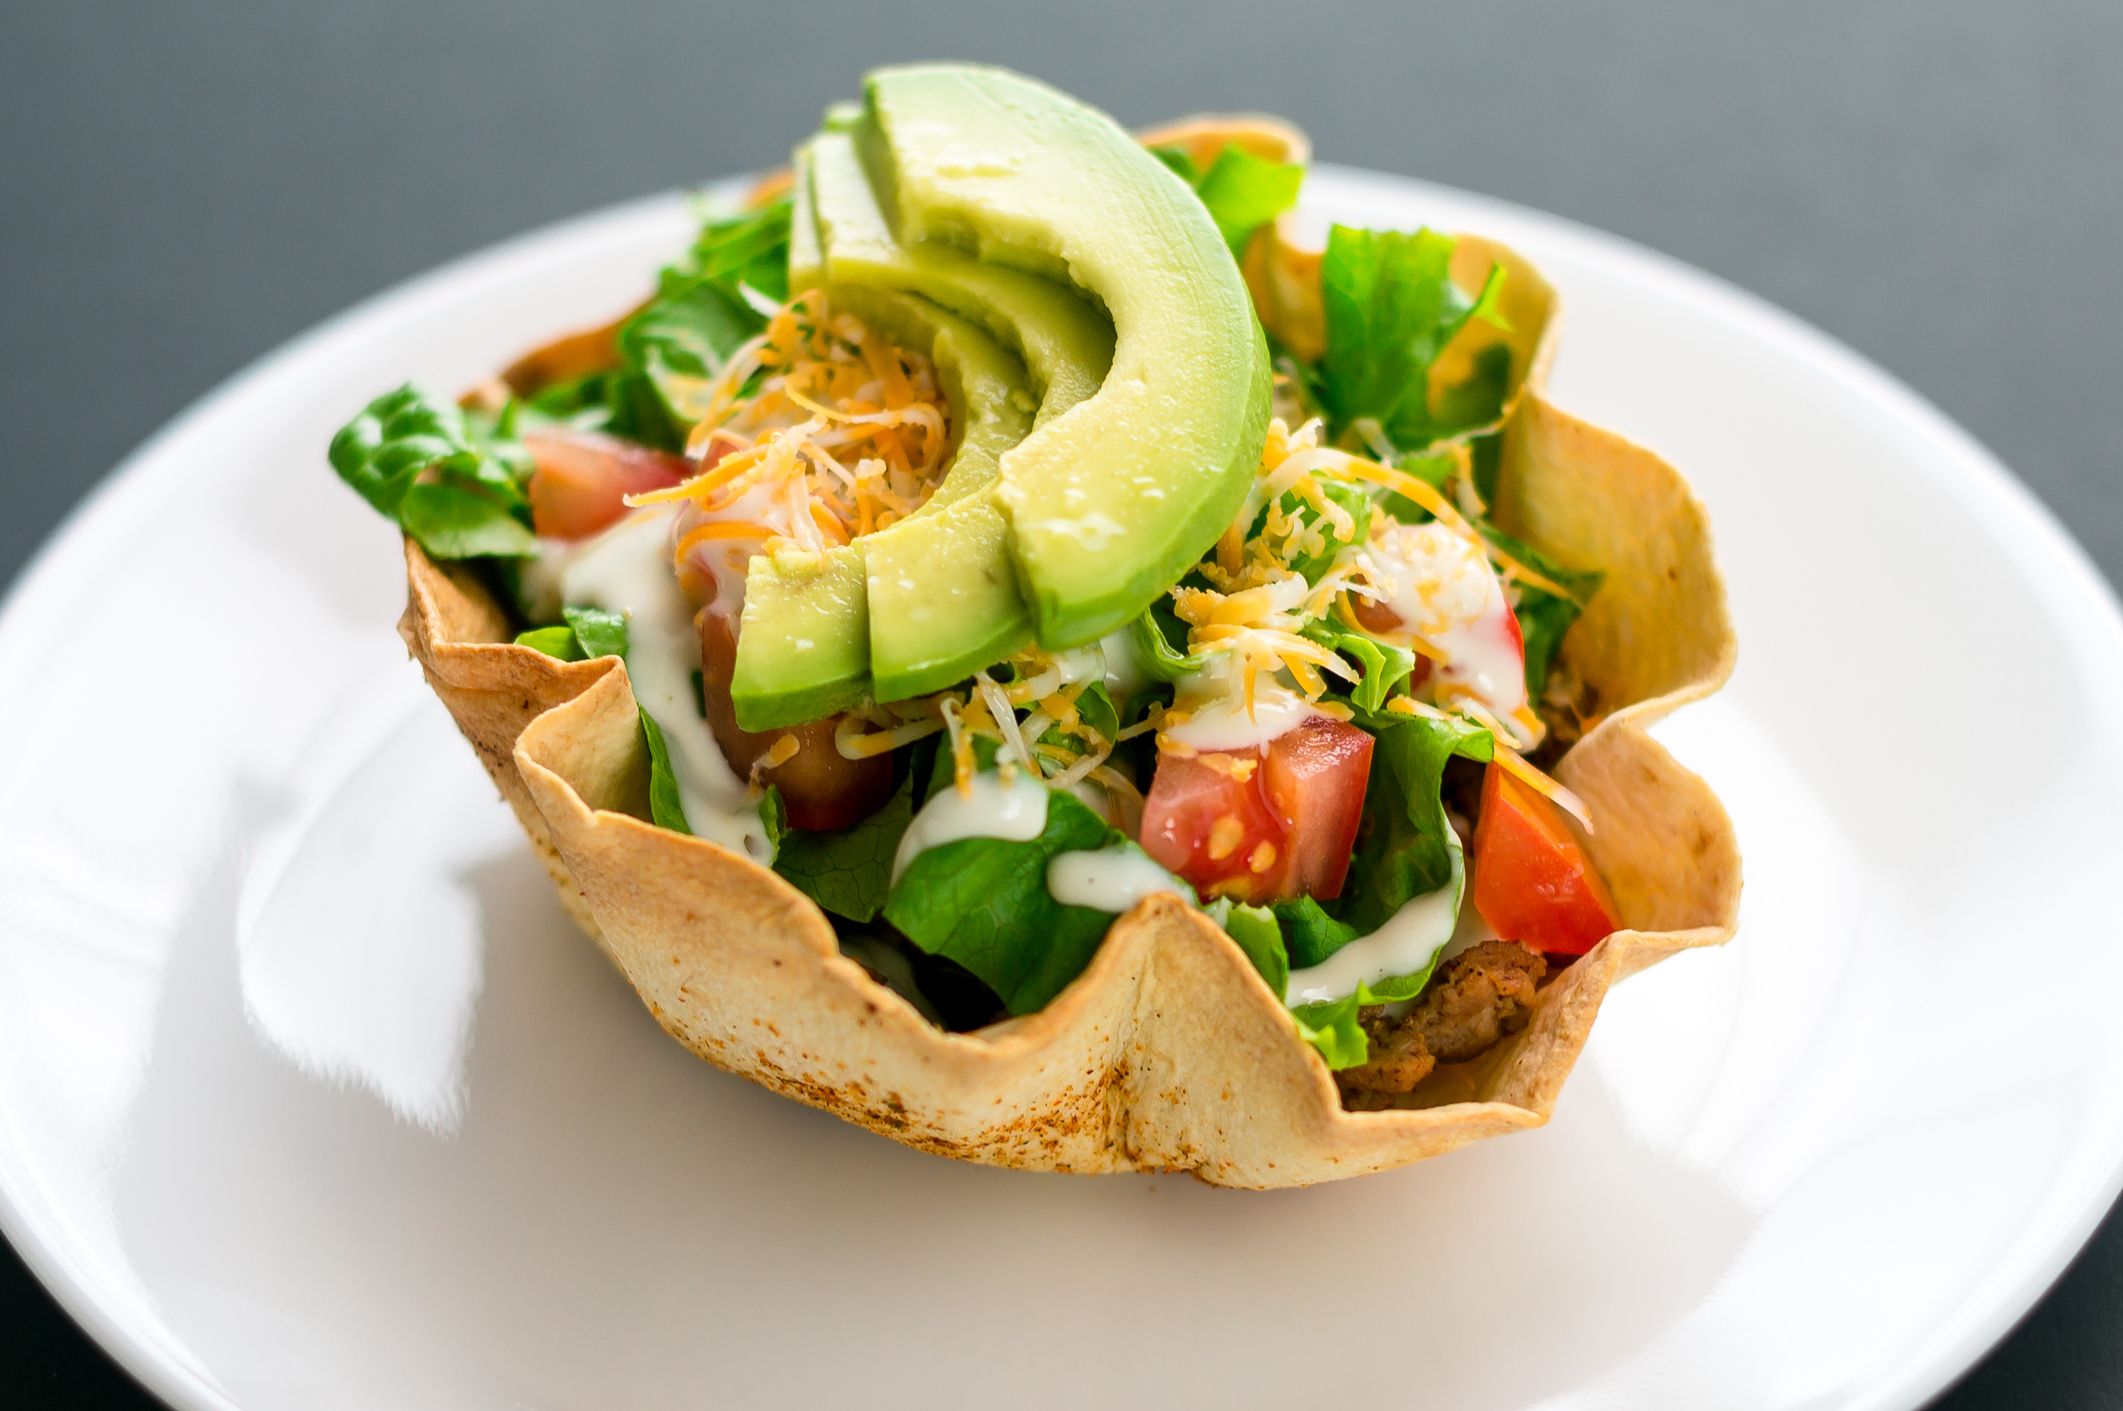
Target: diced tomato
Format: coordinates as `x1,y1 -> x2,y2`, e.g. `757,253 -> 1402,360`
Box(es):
696,607 -> 892,832
1261,718 -> 1374,897
1141,718 -> 1374,904
1142,751 -> 1290,901
1469,762 -> 1620,955
525,426 -> 692,540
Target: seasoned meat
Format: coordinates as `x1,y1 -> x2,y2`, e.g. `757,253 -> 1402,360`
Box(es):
1336,941 -> 1548,1099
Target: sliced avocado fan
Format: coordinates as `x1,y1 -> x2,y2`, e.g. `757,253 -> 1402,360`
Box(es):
860,64 -> 1272,647
808,128 -> 1116,702
731,64 -> 1271,728
730,197 -> 1036,727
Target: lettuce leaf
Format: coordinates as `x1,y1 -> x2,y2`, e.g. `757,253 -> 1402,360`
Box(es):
562,605 -> 629,661
603,199 -> 792,450
773,770 -> 919,923
1316,225 -> 1507,453
1199,898 -> 1289,997
882,784 -> 1124,1016
1334,711 -> 1491,935
1287,869 -> 1457,1071
638,709 -> 691,835
1302,621 -> 1416,715
514,625 -> 582,660
1263,476 -> 1372,584
1195,148 -> 1304,255
1130,601 -> 1202,683
1155,143 -> 1304,257
660,198 -> 792,306
1291,1002 -> 1370,1069
515,605 -> 630,663
328,384 -> 535,559
1271,895 -> 1359,970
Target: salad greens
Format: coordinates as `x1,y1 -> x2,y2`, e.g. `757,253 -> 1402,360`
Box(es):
1157,143 -> 1305,257
541,198 -> 794,450
329,386 -> 535,559
773,766 -> 922,923
884,779 -> 1128,1016
637,710 -> 693,835
513,606 -> 698,837
1315,225 -> 1510,454
1333,712 -> 1493,936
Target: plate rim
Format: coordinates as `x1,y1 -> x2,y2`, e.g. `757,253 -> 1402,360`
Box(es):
3,165 -> 2119,1411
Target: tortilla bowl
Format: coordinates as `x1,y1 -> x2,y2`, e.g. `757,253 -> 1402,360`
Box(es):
395,262 -> 1739,1186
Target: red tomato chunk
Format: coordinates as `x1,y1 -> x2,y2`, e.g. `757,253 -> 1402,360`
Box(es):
1142,718 -> 1374,905
1469,762 -> 1620,955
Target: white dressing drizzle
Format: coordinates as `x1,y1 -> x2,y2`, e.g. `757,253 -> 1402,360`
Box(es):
1358,522 -> 1529,725
543,507 -> 774,862
1050,644 -> 1106,688
1097,626 -> 1149,701
1046,845 -> 1188,913
890,768 -> 1050,884
1162,654 -> 1325,753
1284,834 -> 1465,1007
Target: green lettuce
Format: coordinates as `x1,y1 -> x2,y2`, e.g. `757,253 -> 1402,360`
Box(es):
328,384 -> 535,559
1130,601 -> 1203,683
1155,143 -> 1305,257
773,770 -> 920,923
562,605 -> 629,660
1262,477 -> 1373,584
883,781 -> 1128,1016
1201,899 -> 1289,997
660,198 -> 793,306
638,709 -> 691,835
513,625 -> 582,660
1334,711 -> 1491,934
549,199 -> 793,450
1287,844 -> 1465,1068
514,604 -> 630,662
1302,621 -> 1416,714
1316,225 -> 1507,453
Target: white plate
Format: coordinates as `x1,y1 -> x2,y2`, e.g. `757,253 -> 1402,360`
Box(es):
3,167 -> 2120,1411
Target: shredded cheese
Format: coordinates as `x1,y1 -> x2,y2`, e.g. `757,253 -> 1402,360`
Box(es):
616,288 -> 957,584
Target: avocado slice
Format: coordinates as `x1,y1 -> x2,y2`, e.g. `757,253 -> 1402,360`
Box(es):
859,65 -> 1272,648
729,282 -> 1035,730
786,138 -> 825,293
810,130 -> 1113,427
807,128 -> 1116,700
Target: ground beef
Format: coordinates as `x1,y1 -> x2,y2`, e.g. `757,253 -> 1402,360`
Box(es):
1336,940 -> 1548,1101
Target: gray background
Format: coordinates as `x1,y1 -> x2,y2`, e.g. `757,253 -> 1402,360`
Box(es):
2,1 -> 2118,1406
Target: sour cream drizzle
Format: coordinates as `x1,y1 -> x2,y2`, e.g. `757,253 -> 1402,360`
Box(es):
890,768 -> 1050,884
1357,522 -> 1529,725
1161,653 -> 1325,753
1284,834 -> 1465,1006
536,507 -> 774,863
1046,845 -> 1187,913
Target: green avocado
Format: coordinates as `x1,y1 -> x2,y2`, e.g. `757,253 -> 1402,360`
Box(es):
860,64 -> 1272,648
810,130 -> 1112,428
786,139 -> 825,292
807,128 -> 1116,700
729,280 -> 1035,730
